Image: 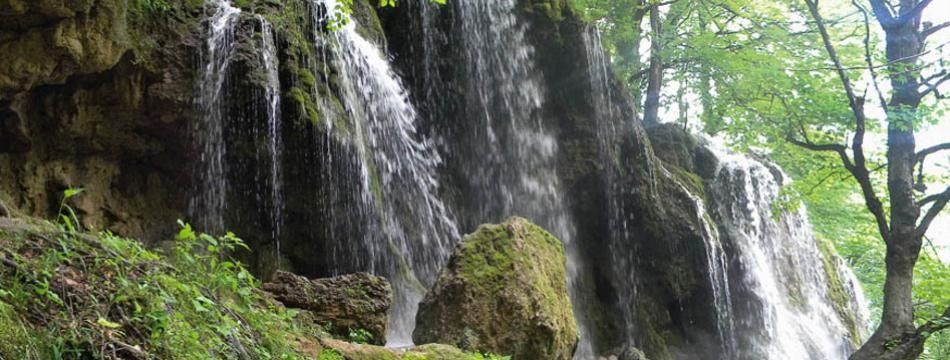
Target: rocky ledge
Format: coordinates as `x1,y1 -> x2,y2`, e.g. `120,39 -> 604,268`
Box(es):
264,271 -> 392,346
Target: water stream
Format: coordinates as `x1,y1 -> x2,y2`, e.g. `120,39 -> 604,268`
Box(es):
706,142 -> 867,359
258,15 -> 284,254
192,0 -> 240,233
309,0 -> 459,345
581,26 -> 636,354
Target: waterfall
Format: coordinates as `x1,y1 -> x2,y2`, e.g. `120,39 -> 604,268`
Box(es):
443,0 -> 597,356
308,0 -> 459,345
680,180 -> 738,357
581,26 -> 638,354
186,0 -> 868,356
259,15 -> 284,255
192,0 -> 240,233
705,141 -> 867,359
192,1 -> 285,257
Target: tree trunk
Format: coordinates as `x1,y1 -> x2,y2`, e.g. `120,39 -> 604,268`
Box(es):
624,3 -> 648,106
642,4 -> 663,126
850,1 -> 925,359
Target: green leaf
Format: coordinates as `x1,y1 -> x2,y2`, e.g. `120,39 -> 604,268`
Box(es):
63,188 -> 84,199
96,317 -> 122,329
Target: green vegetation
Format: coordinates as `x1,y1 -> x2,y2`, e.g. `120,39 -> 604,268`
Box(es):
132,0 -> 173,12
0,212 -> 311,358
348,328 -> 374,344
0,190 -> 516,359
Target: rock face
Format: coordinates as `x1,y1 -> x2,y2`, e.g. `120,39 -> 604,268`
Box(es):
0,0 -> 129,95
0,1 -> 204,243
263,271 -> 392,345
414,217 -> 578,360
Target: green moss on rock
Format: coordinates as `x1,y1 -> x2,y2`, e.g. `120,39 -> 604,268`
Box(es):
815,236 -> 863,347
414,217 -> 579,360
519,0 -> 572,23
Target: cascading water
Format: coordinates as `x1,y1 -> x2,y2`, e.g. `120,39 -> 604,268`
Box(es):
258,16 -> 284,254
192,0 -> 240,233
581,26 -> 639,353
705,141 -> 868,360
443,0 -> 597,356
581,23 -> 865,357
307,0 -> 459,345
187,0 -> 869,356
679,179 -> 739,357
192,1 -> 285,256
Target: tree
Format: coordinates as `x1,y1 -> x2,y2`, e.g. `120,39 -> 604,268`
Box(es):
796,0 -> 950,358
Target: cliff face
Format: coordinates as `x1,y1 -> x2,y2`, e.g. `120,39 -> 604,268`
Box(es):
0,1 -> 202,241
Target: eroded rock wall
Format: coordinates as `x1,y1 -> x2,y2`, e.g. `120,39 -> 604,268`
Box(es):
0,1 -> 205,242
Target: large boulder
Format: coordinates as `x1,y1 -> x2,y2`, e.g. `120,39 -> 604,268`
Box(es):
263,271 -> 392,345
414,217 -> 578,359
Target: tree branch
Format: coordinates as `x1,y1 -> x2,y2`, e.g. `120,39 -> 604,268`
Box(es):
920,72 -> 950,98
868,0 -> 896,28
917,185 -> 950,238
854,0 -> 889,113
786,135 -> 856,170
916,142 -> 950,162
804,0 -> 890,241
921,21 -> 950,39
917,303 -> 950,336
896,0 -> 934,25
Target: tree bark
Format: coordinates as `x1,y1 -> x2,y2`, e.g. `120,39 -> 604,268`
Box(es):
622,1 -> 648,105
851,1 -> 928,359
642,4 -> 663,126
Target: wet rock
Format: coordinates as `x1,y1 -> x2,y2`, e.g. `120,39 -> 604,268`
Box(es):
263,271 -> 392,345
599,345 -> 650,360
414,217 -> 578,360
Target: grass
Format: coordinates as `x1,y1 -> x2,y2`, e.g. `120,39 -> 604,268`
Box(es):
0,215 -> 312,359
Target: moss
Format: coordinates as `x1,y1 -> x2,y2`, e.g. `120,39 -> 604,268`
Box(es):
518,0 -> 573,23
815,235 -> 862,347
636,304 -> 677,360
127,0 -> 204,70
352,0 -> 387,45
668,164 -> 706,201
415,217 -> 577,359
364,156 -> 386,209
288,86 -> 325,127
0,300 -> 47,359
298,67 -> 318,88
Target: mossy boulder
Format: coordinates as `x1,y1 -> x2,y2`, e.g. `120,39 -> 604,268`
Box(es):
414,217 -> 578,360
263,271 -> 392,345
